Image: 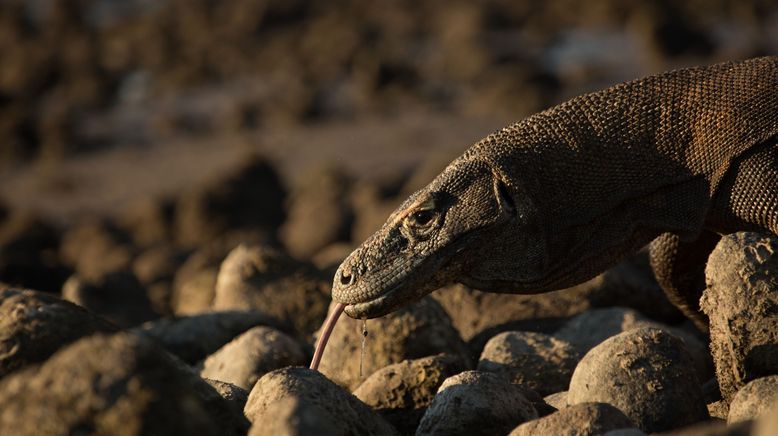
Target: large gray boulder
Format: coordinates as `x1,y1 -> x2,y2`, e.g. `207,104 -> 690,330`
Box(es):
0,332 -> 248,436
353,354 -> 466,435
416,371 -> 537,436
568,327 -> 708,433
508,402 -> 634,436
201,326 -> 306,390
244,367 -> 398,436
0,288 -> 117,378
701,232 -> 778,403
477,330 -> 580,396
727,375 -> 778,423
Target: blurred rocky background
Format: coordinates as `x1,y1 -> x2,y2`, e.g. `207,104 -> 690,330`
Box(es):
1,1 -> 778,435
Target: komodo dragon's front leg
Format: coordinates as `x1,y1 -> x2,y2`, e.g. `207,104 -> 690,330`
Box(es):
650,138 -> 778,330
331,56 -> 778,324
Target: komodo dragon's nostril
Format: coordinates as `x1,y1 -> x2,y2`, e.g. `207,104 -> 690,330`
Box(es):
339,269 -> 356,286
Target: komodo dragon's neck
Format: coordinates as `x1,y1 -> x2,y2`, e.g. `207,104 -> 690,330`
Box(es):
467,57 -> 778,238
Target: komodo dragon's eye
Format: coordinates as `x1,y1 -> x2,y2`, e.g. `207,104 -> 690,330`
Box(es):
408,209 -> 435,226
404,198 -> 439,230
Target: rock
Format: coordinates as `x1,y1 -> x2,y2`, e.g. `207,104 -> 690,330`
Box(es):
174,156 -> 285,248
117,196 -> 175,248
244,367 -> 398,435
478,331 -> 580,396
0,211 -> 69,293
212,244 -> 331,336
317,298 -> 470,391
544,391 -> 569,410
508,402 -> 635,436
133,245 -> 187,288
204,379 -> 249,418
62,270 -> 156,327
707,400 -> 729,420
553,307 -> 652,354
0,332 -> 248,436
310,241 -> 354,272
432,283 -> 590,346
350,180 -> 405,244
170,231 -> 269,315
727,376 -> 778,423
201,326 -> 306,390
754,404 -> 778,436
59,218 -> 134,280
658,420 -> 752,436
133,310 -> 290,364
602,430 -> 648,436
701,232 -> 778,403
555,307 -> 712,381
280,165 -> 354,259
353,354 -> 467,435
0,288 -> 117,378
416,370 -> 538,436
132,244 -> 188,315
568,327 -> 708,433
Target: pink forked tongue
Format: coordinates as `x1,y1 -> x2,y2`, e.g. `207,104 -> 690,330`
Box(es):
310,302 -> 346,370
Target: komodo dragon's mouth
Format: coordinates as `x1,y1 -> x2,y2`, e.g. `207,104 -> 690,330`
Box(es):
343,289 -> 399,318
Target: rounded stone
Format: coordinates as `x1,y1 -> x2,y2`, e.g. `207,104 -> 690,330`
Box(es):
508,402 -> 635,436
204,379 -> 249,420
173,156 -> 285,248
201,326 -> 306,390
62,270 -> 156,328
0,332 -> 247,435
727,375 -> 778,423
701,232 -> 778,403
316,298 -> 470,391
568,327 -> 708,433
133,310 -> 289,364
170,231 -> 269,316
555,307 -> 712,381
59,219 -> 134,280
544,391 -> 569,410
212,244 -> 330,337
279,165 -> 354,259
753,404 -> 778,436
0,288 -> 117,377
244,367 -> 398,435
416,371 -> 538,436
477,330 -> 580,396
353,354 -> 466,434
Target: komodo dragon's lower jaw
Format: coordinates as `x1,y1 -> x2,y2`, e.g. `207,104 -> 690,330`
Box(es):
340,269 -> 446,319
342,291 -> 398,319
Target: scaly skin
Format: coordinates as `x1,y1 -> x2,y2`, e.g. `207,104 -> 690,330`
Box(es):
332,56 -> 778,321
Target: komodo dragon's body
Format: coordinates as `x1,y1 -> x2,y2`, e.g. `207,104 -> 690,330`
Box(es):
331,56 -> 778,327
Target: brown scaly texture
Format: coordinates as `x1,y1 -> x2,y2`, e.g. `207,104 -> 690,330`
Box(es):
332,56 -> 778,320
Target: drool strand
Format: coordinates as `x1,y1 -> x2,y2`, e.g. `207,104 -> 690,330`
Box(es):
359,318 -> 368,378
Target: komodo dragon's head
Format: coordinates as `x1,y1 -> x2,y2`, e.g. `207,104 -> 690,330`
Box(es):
332,158 -> 549,319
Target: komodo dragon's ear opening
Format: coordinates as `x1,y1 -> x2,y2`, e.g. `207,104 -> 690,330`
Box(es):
494,177 -> 516,214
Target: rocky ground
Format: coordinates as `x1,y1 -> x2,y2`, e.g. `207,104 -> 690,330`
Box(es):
2,1 -> 778,435
3,153 -> 778,434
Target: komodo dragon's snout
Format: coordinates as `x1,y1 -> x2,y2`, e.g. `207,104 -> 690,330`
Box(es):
332,159 -> 547,319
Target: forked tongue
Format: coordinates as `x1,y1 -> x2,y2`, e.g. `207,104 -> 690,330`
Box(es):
309,302 -> 346,370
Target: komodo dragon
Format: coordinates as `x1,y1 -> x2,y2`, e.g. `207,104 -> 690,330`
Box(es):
331,56 -> 778,330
